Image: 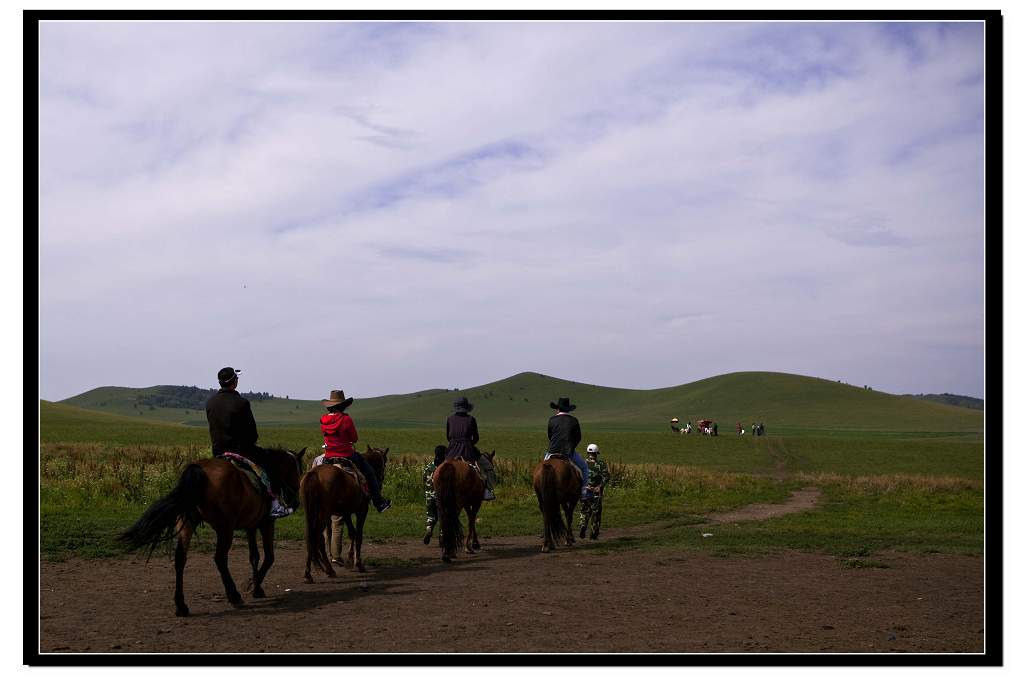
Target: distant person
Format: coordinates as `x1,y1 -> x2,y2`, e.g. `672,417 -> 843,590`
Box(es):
546,396 -> 588,497
579,443 -> 610,540
670,417 -> 680,433
205,366 -> 291,518
685,421 -> 692,434
736,422 -> 743,435
319,389 -> 391,512
445,396 -> 496,501
712,422 -> 718,436
422,446 -> 446,544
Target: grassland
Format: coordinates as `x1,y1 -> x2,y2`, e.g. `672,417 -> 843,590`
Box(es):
57,370 -> 984,432
38,371 -> 986,564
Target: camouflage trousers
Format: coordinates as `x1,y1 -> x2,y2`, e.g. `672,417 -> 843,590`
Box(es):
425,493 -> 438,528
578,496 -> 603,538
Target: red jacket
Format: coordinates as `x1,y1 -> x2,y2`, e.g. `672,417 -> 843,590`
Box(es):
321,412 -> 358,458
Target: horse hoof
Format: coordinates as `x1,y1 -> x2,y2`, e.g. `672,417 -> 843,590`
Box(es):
442,556 -> 452,564
472,541 -> 481,550
252,587 -> 266,599
228,593 -> 244,606
422,533 -> 432,545
304,576 -> 314,584
356,564 -> 366,573
540,546 -> 551,553
326,568 -> 337,578
176,606 -> 190,618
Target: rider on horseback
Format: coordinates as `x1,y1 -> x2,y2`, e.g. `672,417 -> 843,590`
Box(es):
206,366 -> 292,518
546,397 -> 589,497
319,389 -> 392,513
445,396 -> 496,501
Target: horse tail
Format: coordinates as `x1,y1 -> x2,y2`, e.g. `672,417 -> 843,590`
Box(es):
118,463 -> 206,557
301,469 -> 332,574
435,461 -> 464,558
539,462 -> 567,545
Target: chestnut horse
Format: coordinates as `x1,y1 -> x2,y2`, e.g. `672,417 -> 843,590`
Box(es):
118,446 -> 306,617
532,454 -> 582,553
430,448 -> 496,563
302,446 -> 389,580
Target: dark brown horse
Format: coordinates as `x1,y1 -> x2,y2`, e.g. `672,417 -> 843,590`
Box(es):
118,447 -> 306,617
302,446 -> 389,580
430,448 -> 496,563
532,454 -> 582,553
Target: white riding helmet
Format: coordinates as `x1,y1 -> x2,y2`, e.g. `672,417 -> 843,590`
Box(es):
586,443 -> 599,454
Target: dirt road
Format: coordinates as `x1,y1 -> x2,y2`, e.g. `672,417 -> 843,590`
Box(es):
37,488 -> 983,654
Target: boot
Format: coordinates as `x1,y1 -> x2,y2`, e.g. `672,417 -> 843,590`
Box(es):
579,525 -> 587,539
483,488 -> 496,501
269,499 -> 293,519
375,498 -> 392,513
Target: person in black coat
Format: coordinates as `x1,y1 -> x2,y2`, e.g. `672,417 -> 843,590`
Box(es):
546,397 -> 589,498
205,366 -> 291,518
446,396 -> 496,500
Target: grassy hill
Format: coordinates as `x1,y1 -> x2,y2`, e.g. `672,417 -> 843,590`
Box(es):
57,371 -> 984,433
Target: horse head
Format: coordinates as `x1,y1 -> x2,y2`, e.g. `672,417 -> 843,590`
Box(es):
364,444 -> 390,485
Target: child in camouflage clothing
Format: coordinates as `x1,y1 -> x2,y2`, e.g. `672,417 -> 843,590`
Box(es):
422,446 -> 446,544
579,443 -> 610,540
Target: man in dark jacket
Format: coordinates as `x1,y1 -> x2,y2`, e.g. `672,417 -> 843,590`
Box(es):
206,367 -> 291,518
446,396 -> 496,500
546,397 -> 588,498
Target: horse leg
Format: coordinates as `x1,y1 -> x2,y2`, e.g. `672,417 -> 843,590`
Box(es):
174,520 -> 193,617
253,520 -> 274,598
342,513 -> 357,570
352,509 -> 367,573
213,527 -> 243,606
245,528 -> 260,594
465,505 -> 477,554
564,502 -> 576,546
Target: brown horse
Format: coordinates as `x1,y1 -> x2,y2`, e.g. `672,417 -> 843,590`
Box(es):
532,454 -> 582,553
430,448 -> 496,563
302,446 -> 389,580
118,446 -> 306,617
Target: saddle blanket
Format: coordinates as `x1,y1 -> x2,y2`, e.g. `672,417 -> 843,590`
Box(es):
312,454 -> 369,495
543,452 -> 583,482
217,452 -> 274,498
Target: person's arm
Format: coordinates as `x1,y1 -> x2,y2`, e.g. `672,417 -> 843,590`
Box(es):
547,417 -> 553,441
241,400 -> 259,445
470,417 -> 479,445
446,416 -> 453,442
343,414 -> 358,445
572,419 -> 581,450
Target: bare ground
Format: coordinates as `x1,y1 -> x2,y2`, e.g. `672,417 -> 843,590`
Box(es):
37,487 -> 983,654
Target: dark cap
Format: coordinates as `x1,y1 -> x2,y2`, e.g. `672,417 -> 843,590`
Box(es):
217,367 -> 240,385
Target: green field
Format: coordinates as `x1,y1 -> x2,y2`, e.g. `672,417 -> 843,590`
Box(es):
57,370 -> 984,432
38,371 -> 986,563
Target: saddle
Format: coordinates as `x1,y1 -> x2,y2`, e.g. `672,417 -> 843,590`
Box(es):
448,456 -> 486,484
543,453 -> 583,482
314,454 -> 369,495
218,452 -> 274,498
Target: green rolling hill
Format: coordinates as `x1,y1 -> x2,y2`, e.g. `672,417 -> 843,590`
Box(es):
56,371 -> 984,433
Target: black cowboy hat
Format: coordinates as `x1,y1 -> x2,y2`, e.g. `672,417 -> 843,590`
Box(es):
453,396 -> 474,413
321,389 -> 354,409
550,397 -> 576,412
217,367 -> 240,385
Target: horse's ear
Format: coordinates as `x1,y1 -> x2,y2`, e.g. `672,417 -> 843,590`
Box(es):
296,447 -> 307,460
383,447 -> 389,456
367,443 -> 372,451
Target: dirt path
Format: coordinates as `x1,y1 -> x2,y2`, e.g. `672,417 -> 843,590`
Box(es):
37,488 -> 983,654
706,487 -> 820,524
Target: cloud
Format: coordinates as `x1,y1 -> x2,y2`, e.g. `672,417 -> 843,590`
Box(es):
37,21 -> 986,400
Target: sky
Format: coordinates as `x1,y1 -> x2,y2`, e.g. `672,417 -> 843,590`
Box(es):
37,20 -> 987,401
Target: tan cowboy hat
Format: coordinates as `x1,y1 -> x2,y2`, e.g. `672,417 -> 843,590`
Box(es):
321,389 -> 354,409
